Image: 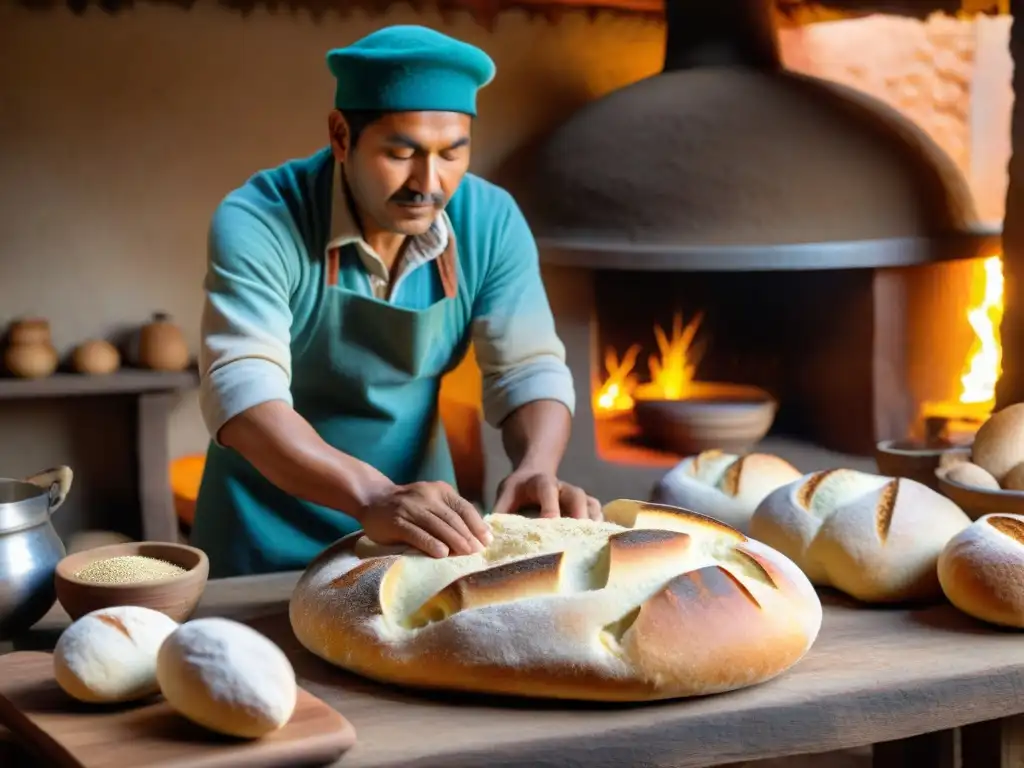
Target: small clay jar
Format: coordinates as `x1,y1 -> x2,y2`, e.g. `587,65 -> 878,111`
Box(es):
8,318 -> 53,346
72,339 -> 121,375
4,318 -> 58,378
137,313 -> 189,371
5,342 -> 59,378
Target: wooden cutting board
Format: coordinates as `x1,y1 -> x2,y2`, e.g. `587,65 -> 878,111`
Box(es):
0,651 -> 356,768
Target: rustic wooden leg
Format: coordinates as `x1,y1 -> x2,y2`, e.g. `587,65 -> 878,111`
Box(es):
873,729 -> 958,768
961,716 -> 1024,767
137,392 -> 178,543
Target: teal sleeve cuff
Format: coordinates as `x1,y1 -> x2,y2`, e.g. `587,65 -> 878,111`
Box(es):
482,358 -> 576,428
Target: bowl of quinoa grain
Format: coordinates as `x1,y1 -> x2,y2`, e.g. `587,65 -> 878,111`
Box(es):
55,541 -> 209,622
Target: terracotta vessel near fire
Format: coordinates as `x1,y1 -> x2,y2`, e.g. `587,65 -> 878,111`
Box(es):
874,439 -> 957,491
633,382 -> 777,455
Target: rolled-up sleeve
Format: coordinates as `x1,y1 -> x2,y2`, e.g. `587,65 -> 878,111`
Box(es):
471,195 -> 575,428
199,199 -> 296,443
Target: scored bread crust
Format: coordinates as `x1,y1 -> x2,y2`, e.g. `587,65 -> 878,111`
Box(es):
651,450 -> 802,532
938,513 -> 1024,627
289,500 -> 823,702
749,469 -> 972,603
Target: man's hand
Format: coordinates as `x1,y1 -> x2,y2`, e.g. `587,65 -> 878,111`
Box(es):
357,481 -> 493,559
492,470 -> 602,521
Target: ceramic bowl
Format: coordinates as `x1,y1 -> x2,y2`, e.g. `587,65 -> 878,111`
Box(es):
934,450 -> 1024,521
55,541 -> 209,623
874,439 -> 961,490
632,382 -> 777,455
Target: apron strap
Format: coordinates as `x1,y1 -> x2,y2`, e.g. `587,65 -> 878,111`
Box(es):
326,247 -> 341,288
437,228 -> 458,300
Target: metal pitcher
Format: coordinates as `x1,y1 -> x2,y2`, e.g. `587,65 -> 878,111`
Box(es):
0,466 -> 73,640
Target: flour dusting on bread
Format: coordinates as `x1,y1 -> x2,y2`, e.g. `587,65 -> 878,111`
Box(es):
289,501 -> 823,702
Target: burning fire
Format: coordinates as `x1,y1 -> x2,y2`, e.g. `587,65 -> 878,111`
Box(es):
593,312 -> 706,416
957,255 -> 1004,411
595,255 -> 1005,429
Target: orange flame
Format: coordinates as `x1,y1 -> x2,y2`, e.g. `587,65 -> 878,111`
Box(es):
958,255 -> 1004,411
593,311 -> 706,414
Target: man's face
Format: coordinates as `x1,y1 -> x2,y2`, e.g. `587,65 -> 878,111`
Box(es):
331,110 -> 472,237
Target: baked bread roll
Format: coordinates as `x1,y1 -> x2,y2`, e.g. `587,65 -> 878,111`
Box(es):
749,469 -> 971,603
651,450 -> 802,532
289,501 -> 823,702
938,514 -> 1024,627
943,461 -> 1000,491
156,618 -> 297,738
972,403 -> 1024,483
53,606 -> 178,703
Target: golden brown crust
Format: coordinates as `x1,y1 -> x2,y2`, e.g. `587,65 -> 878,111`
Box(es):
874,479 -> 898,542
95,613 -> 132,640
719,453 -> 745,496
988,514 -> 1024,543
795,469 -> 836,509
289,503 -> 823,702
409,552 -> 566,628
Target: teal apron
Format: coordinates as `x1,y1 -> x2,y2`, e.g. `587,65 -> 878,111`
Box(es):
192,246 -> 469,577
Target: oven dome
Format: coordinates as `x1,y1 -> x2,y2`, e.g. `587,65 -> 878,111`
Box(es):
513,1 -> 994,270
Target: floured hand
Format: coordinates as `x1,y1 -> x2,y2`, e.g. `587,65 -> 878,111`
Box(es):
493,470 -> 601,520
357,481 -> 493,558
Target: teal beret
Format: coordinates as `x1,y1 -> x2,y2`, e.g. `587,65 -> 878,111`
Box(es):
327,26 -> 496,117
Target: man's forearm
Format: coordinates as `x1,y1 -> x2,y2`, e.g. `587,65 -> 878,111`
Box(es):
218,400 -> 392,520
500,399 -> 572,474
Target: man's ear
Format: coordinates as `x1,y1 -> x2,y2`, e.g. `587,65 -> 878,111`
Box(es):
328,109 -> 351,163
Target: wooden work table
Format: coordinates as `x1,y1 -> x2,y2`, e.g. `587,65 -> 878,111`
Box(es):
3,572 -> 1024,767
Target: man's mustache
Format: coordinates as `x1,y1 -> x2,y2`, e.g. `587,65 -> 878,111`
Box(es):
390,188 -> 444,206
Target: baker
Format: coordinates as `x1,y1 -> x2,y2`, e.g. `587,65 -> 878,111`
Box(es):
191,25 -> 598,578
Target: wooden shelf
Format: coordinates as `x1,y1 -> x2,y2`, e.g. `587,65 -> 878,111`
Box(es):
0,369 -> 199,400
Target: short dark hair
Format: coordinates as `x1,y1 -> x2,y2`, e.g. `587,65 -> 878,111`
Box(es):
340,110 -> 386,148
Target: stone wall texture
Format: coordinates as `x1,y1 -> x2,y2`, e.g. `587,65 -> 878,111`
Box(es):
779,13 -> 1013,226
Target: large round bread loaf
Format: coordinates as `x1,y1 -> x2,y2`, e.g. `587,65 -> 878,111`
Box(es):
651,450 -> 802,532
289,500 -> 823,702
749,469 -> 971,603
938,513 -> 1024,628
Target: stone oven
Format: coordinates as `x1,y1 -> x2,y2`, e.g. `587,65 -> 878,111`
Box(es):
487,0 -> 1004,504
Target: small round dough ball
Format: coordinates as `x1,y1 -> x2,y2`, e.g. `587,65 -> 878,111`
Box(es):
946,462 -> 1000,491
1003,462 -> 1024,492
157,617 -> 297,739
972,403 -> 1024,483
54,606 -> 179,703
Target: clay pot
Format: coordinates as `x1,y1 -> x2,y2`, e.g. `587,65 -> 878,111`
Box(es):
632,382 -> 777,455
874,439 -> 957,491
71,339 -> 121,375
136,313 -> 189,371
4,343 -> 58,379
7,318 -> 53,347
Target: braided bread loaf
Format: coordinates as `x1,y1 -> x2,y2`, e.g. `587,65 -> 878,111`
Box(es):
651,450 -> 802,532
289,500 -> 822,702
749,469 -> 971,603
938,513 -> 1024,628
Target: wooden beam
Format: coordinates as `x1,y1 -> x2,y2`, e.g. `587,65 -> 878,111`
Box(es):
997,3 -> 1024,409
9,0 -> 1011,23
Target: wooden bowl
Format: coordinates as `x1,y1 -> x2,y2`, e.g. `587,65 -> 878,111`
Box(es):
873,439 -> 962,490
632,382 -> 777,455
933,450 -> 1024,521
55,541 -> 209,623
